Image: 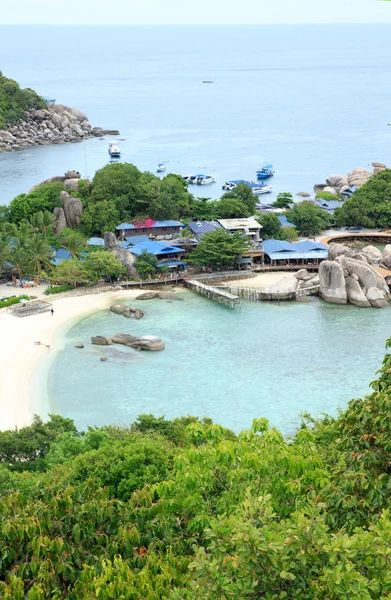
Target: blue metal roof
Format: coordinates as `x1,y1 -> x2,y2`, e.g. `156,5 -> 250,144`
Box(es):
87,237 -> 105,246
116,220 -> 183,231
187,221 -> 222,238
157,260 -> 187,268
125,235 -> 150,245
295,241 -> 327,252
130,240 -> 185,256
267,251 -> 328,261
277,215 -> 295,228
51,248 -> 88,266
261,239 -> 327,257
261,240 -> 296,254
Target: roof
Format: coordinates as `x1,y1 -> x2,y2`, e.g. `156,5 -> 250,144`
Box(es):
157,260 -> 187,268
315,199 -> 343,212
261,239 -> 327,256
266,250 -> 328,261
130,240 -> 185,256
277,215 -> 295,228
187,221 -> 222,239
87,237 -> 105,246
341,186 -> 358,196
51,248 -> 88,266
125,235 -> 150,245
218,217 -> 262,230
116,220 -> 183,231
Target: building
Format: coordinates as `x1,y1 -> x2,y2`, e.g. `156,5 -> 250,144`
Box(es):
340,186 -> 358,201
277,215 -> 295,228
87,237 -> 105,247
186,220 -> 222,240
314,199 -> 344,215
261,240 -> 328,267
116,220 -> 183,239
217,218 -> 262,242
129,239 -> 185,264
51,248 -> 88,266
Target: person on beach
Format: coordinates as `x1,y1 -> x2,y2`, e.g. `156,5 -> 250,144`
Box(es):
51,308 -> 54,316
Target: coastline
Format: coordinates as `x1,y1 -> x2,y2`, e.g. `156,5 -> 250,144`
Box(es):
0,289 -> 141,431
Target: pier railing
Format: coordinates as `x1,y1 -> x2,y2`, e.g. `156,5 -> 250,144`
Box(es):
220,283 -> 319,302
183,278 -> 240,308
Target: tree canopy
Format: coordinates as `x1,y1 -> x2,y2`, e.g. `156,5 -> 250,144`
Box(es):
189,229 -> 252,266
0,71 -> 45,130
288,200 -> 330,236
336,169 -> 391,228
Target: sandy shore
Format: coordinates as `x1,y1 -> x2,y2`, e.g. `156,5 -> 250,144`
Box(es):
0,289 -> 141,431
228,272 -> 294,289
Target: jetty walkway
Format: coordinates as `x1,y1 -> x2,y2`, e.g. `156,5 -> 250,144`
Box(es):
183,278 -> 240,308
221,283 -> 319,302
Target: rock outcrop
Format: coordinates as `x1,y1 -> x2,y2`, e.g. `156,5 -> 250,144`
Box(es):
61,191 -> 83,229
314,164 -> 387,195
328,243 -> 355,261
382,244 -> 391,269
0,104 -> 120,153
319,247 -> 390,308
104,232 -> 137,278
110,304 -> 144,319
360,245 -> 382,265
92,332 -> 164,351
53,207 -> 67,234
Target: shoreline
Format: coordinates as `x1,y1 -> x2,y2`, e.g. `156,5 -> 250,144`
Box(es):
0,289 -> 141,431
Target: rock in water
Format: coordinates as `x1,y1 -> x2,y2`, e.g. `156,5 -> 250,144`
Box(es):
360,245 -> 382,265
319,261 -> 347,304
328,244 -> 355,261
366,287 -> 389,308
136,292 -> 159,300
131,336 -> 165,351
111,333 -> 138,345
75,343 -> 84,348
91,336 -> 112,345
345,276 -> 371,308
110,304 -> 126,315
158,292 -> 184,300
100,356 -> 108,362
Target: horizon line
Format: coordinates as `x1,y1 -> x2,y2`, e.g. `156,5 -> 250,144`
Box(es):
0,22 -> 390,26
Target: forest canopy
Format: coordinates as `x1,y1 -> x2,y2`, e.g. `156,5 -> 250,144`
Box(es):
0,71 -> 45,130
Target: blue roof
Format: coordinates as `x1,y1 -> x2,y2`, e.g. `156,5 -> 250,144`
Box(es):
116,220 -> 183,231
315,199 -> 343,211
261,240 -> 296,254
157,260 -> 187,268
130,240 -> 185,256
125,235 -> 150,246
261,239 -> 327,257
295,241 -> 327,252
187,221 -> 222,239
277,215 -> 295,228
87,237 -> 105,246
266,251 -> 328,261
51,248 -> 88,265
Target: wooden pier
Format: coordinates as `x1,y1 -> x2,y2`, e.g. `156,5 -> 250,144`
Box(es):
184,278 -> 240,308
221,283 -> 319,302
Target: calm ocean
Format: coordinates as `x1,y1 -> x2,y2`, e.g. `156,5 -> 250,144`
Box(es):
0,24 -> 390,203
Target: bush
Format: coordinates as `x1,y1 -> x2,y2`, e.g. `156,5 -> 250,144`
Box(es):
0,71 -> 45,129
0,295 -> 31,309
44,284 -> 73,295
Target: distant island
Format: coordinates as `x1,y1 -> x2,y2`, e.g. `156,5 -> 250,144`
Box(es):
0,71 -> 119,152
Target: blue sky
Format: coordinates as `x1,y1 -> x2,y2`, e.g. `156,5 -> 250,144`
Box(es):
1,0 -> 391,24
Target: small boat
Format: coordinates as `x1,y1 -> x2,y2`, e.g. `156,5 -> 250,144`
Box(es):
256,164 -> 275,179
156,163 -> 167,173
196,174 -> 216,185
248,183 -> 273,195
108,141 -> 121,158
203,80 -> 214,84
222,179 -> 272,195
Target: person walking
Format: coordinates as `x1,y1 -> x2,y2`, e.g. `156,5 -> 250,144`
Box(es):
51,308 -> 54,317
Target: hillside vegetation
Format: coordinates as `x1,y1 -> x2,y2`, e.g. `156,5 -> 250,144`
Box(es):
1,339 -> 391,598
0,71 -> 45,130
336,169 -> 391,228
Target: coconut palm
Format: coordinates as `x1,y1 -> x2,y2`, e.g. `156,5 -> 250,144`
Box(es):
59,231 -> 86,259
29,210 -> 57,237
27,234 -> 53,279
0,230 -> 11,270
5,222 -> 34,250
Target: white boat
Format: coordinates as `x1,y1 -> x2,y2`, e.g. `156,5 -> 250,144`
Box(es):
222,179 -> 272,195
156,162 -> 167,173
108,141 -> 121,158
196,174 -> 216,185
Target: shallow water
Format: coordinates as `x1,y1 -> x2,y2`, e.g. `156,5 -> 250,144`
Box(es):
48,294 -> 391,434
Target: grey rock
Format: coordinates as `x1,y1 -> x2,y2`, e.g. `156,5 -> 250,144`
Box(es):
322,186 -> 338,196
32,109 -> 46,121
53,207 -> 67,235
352,252 -> 369,263
64,178 -> 80,192
340,256 -> 378,291
361,245 -> 382,265
366,287 -> 389,308
110,304 -> 127,315
158,292 -> 184,300
111,333 -> 138,345
319,260 -> 347,304
111,246 -> 137,278
60,115 -> 70,129
104,231 -> 118,249
296,192 -> 311,197
61,191 -> 83,229
328,244 -> 355,261
133,309 -> 144,319
136,292 -> 159,300
100,357 -> 108,362
348,167 -> 372,187
382,244 -> 391,269
130,336 -> 165,351
294,268 -> 310,281
69,107 -> 89,122
75,343 -> 84,348
326,174 -> 349,190
313,184 -> 327,193
345,276 -> 371,308
64,170 -> 81,179
0,130 -> 16,143
91,336 -> 113,345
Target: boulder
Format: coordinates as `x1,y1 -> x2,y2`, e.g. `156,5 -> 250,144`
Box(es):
300,275 -> 319,288
111,246 -> 137,277
110,304 -> 127,315
64,170 -> 81,179
345,276 -> 371,308
296,192 -> 311,197
294,269 -> 310,281
61,191 -> 83,229
328,243 -> 355,261
263,276 -> 299,294
29,175 -> 66,192
52,103 -> 68,115
75,344 -> 84,348
319,261 -> 347,304
352,252 -> 369,263
360,245 -> 382,264
372,162 -> 387,175
382,244 -> 391,269
64,178 -> 80,192
53,207 -> 67,235
104,231 -> 118,249
0,130 -> 16,143
366,287 -> 389,308
340,256 -> 378,290
111,333 -> 138,345
158,292 -> 184,300
69,107 -> 89,122
100,357 -> 108,362
347,167 -> 372,187
313,184 -> 327,193
91,336 -> 112,345
133,309 -> 144,319
130,336 -> 165,351
136,292 -> 159,300
322,186 -> 338,196
32,109 -> 46,121
50,113 -> 63,128
60,115 -> 70,129
326,174 -> 349,190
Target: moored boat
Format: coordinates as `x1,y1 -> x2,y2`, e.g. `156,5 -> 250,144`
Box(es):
222,179 -> 272,194
256,164 -> 274,179
108,141 -> 121,158
156,162 -> 167,173
186,174 -> 216,185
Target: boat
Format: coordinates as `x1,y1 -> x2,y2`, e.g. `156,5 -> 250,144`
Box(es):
256,164 -> 275,179
108,141 -> 121,158
222,179 -> 272,195
203,80 -> 214,84
156,163 -> 167,173
186,174 -> 216,185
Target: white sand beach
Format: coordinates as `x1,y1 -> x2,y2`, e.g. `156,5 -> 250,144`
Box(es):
0,289 -> 141,431
227,272 -> 293,289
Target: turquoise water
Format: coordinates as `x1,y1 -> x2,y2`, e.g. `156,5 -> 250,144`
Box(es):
48,294 -> 391,434
1,24 -> 391,203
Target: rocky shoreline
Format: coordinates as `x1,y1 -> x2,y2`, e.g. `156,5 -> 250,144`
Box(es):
0,103 -> 119,152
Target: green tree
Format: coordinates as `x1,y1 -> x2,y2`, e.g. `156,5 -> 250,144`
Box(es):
257,213 -> 283,239
336,169 -> 391,228
51,258 -> 89,285
273,191 -> 293,209
0,71 -> 45,129
0,205 -> 11,224
0,230 -> 11,269
315,191 -> 340,201
151,174 -> 192,220
221,183 -> 257,213
59,230 -> 87,259
89,163 -> 145,220
289,200 -> 330,236
9,182 -> 64,224
189,229 -> 252,267
80,199 -> 120,236
28,210 -> 57,238
135,250 -> 157,279
280,225 -> 298,241
26,234 -> 53,279
217,197 -> 250,218
83,250 -> 126,282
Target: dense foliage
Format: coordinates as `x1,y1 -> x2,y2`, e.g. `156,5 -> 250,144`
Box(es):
9,182 -> 65,224
272,191 -> 293,209
0,71 -> 45,130
258,213 -> 297,241
189,229 -> 252,267
288,200 -> 330,236
336,169 -> 391,228
3,342 -> 391,597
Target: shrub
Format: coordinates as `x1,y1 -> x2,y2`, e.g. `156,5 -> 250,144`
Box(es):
44,284 -> 73,295
0,295 -> 31,309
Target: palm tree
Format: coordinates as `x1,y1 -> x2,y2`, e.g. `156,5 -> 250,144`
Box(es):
59,232 -> 86,259
29,211 -> 57,237
0,230 -> 11,270
5,222 -> 34,281
27,235 -> 53,280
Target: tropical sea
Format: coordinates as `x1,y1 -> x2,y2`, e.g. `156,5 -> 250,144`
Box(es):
49,293 -> 391,434
0,24 -> 391,203
2,24 -> 391,433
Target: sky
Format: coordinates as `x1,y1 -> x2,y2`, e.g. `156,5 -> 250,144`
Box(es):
1,0 -> 391,25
